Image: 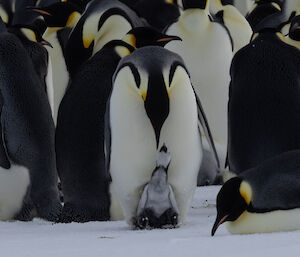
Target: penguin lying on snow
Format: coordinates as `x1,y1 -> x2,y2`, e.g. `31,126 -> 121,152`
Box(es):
106,46 -> 218,227
56,27 -> 180,223
0,18 -> 61,221
137,144 -> 179,229
212,150 -> 300,235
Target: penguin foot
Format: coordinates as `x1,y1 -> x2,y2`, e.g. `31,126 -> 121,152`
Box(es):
137,208 -> 178,229
59,202 -> 110,223
36,200 -> 62,222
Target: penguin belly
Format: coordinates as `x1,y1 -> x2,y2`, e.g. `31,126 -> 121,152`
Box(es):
0,165 -> 30,220
44,30 -> 69,124
109,68 -> 157,225
226,209 -> 300,234
159,68 -> 202,223
166,23 -> 232,167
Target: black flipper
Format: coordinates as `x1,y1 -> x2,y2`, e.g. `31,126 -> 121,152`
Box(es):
192,85 -> 220,170
0,92 -> 11,169
104,96 -> 112,182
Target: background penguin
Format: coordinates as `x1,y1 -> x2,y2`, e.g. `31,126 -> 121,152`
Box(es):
106,46 -> 218,227
56,27 -> 180,223
284,14 -> 300,47
246,0 -> 284,30
210,0 -> 252,54
227,23 -> 300,174
165,0 -> 232,179
0,0 -> 14,25
30,2 -> 82,124
0,19 -> 61,221
212,150 -> 300,235
8,23 -> 54,117
136,144 -> 179,229
235,0 -> 254,15
65,0 -> 144,77
120,0 -> 180,32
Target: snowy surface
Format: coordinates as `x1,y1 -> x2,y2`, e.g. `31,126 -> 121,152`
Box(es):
1,186 -> 300,257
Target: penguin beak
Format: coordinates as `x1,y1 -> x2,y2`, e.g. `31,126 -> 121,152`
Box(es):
40,39 -> 53,48
211,214 -> 228,236
27,7 -> 52,16
156,35 -> 182,43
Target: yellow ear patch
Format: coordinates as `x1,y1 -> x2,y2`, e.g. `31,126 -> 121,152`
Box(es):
115,46 -> 131,58
123,34 -> 136,49
21,28 -> 37,42
271,3 -> 281,11
66,12 -> 81,28
141,90 -> 147,101
240,181 -> 252,205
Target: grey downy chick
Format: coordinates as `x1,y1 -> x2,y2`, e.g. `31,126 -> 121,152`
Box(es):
136,144 -> 179,229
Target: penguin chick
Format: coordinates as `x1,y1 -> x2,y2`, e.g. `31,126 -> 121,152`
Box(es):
136,144 -> 179,229
212,150 -> 300,235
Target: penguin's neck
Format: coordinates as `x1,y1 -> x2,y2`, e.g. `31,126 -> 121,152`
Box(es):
105,40 -> 135,58
43,27 -> 62,40
210,0 -> 223,13
180,8 -> 211,33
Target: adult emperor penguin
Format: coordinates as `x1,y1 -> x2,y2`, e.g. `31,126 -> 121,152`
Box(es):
227,23 -> 300,174
106,46 -> 218,227
30,2 -> 82,124
126,0 -> 180,32
284,14 -> 300,47
65,0 -> 143,77
246,0 -> 283,30
212,150 -> 300,235
210,0 -> 252,53
0,18 -> 61,221
136,144 -> 179,229
56,27 -> 181,223
165,0 -> 232,173
8,23 -> 55,116
0,0 -> 14,25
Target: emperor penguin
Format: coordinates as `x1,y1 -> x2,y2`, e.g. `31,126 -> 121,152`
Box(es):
228,23 -> 300,174
0,0 -> 14,25
284,14 -> 300,47
136,144 -> 179,229
210,0 -> 252,54
8,23 -> 55,117
30,2 -> 82,124
126,0 -> 180,32
0,19 -> 61,221
56,27 -> 181,223
212,150 -> 300,235
106,46 -> 219,227
65,0 -> 143,77
246,0 -> 283,30
165,0 -> 233,172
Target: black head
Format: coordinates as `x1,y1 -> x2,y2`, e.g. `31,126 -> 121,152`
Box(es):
211,177 -> 250,236
28,2 -> 82,28
221,0 -> 233,5
125,27 -> 181,48
63,0 -> 90,11
254,0 -> 284,8
289,15 -> 300,41
182,0 -> 208,10
9,24 -> 52,48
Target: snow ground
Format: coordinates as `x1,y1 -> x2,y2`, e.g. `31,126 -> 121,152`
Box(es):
1,186 -> 300,257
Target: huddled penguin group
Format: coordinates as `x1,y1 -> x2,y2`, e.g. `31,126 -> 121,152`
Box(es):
0,0 -> 299,236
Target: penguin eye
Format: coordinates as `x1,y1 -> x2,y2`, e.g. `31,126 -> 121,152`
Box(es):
125,63 -> 141,89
